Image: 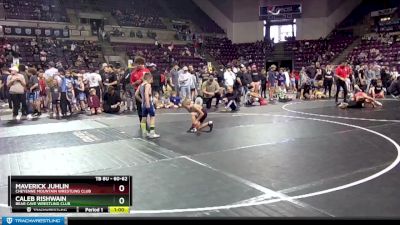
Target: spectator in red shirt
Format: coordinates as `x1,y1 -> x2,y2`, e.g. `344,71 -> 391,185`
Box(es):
130,56 -> 150,122
335,61 -> 350,103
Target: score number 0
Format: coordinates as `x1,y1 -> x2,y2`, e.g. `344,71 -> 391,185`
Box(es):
118,185 -> 126,205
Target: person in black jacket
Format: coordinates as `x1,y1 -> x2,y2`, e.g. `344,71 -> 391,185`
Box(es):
217,65 -> 225,88
239,64 -> 252,95
388,76 -> 400,98
323,65 -> 334,98
103,86 -> 121,114
306,62 -> 317,80
149,64 -> 161,95
380,66 -> 390,90
234,65 -> 244,105
222,86 -> 238,112
314,63 -> 325,87
260,69 -> 268,98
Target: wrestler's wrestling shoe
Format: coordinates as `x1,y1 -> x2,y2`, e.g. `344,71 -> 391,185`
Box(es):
147,132 -> 160,139
208,121 -> 214,132
187,128 -> 197,133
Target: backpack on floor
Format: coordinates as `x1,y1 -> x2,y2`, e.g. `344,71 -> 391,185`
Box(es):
260,98 -> 268,106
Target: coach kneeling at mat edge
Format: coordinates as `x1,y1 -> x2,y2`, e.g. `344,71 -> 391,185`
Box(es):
201,75 -> 221,109
103,86 -> 122,114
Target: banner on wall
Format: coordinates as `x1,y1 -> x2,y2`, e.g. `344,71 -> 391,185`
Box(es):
259,4 -> 302,20
371,7 -> 397,17
379,18 -> 400,26
3,26 -> 69,38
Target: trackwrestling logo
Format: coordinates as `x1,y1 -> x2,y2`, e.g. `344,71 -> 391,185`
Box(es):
2,217 -> 64,225
267,6 -> 281,15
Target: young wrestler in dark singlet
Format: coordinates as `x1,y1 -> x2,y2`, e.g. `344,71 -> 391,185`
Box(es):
339,87 -> 382,109
182,98 -> 213,133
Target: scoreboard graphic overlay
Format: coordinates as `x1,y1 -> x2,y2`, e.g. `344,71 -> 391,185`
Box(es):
8,176 -> 132,214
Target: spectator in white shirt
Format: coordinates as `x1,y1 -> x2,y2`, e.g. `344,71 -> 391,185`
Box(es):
44,62 -> 58,80
178,66 -> 192,99
87,68 -> 103,98
188,65 -> 198,100
224,67 -> 236,88
71,43 -> 76,52
284,68 -> 290,88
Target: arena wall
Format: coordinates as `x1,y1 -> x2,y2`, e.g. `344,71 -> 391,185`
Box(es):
296,0 -> 361,40
193,0 -> 234,41
193,0 -> 263,44
197,0 -> 361,42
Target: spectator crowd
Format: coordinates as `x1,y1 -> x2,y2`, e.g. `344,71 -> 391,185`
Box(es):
1,28 -> 400,122
1,52 -> 399,121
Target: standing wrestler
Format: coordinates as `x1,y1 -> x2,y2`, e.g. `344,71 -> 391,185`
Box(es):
135,73 -> 160,139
